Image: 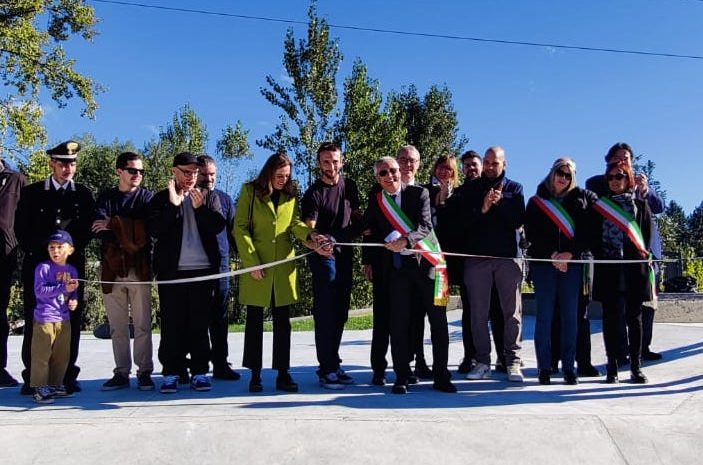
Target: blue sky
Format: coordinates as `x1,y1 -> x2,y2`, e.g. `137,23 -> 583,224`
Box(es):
37,1 -> 703,212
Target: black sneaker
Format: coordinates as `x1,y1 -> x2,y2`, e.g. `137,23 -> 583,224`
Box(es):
319,372 -> 345,390
137,372 -> 155,391
335,368 -> 354,385
190,374 -> 212,392
0,368 -> 19,387
101,374 -> 130,391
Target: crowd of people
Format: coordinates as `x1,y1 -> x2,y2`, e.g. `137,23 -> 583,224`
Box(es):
0,139 -> 664,402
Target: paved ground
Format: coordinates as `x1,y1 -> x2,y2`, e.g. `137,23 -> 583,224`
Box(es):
1,310 -> 701,465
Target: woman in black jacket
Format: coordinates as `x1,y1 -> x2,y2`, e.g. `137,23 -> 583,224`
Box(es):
590,162 -> 653,384
525,158 -> 596,385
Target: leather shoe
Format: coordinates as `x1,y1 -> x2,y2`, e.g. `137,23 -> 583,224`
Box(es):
563,370 -> 579,385
642,351 -> 662,361
538,369 -> 551,385
275,373 -> 299,392
371,374 -> 386,386
432,379 -> 457,393
64,379 -> 81,394
213,365 -> 241,381
414,362 -> 433,380
391,382 -> 407,394
457,358 -> 473,374
577,364 -> 602,377
249,377 -> 263,393
20,383 -> 34,396
630,370 -> 648,384
0,368 -> 18,387
406,375 -> 419,385
605,374 -> 619,384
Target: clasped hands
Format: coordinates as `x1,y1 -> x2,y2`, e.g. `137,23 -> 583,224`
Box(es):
550,251 -> 573,273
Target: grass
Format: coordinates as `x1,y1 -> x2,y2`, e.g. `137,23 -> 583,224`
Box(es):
228,312 -> 373,332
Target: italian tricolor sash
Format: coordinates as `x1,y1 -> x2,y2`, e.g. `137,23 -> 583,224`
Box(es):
532,196 -> 575,240
593,197 -> 656,297
377,191 -> 449,306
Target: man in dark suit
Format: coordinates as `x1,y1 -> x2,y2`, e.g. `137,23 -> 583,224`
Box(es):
14,140 -> 95,394
362,156 -> 456,394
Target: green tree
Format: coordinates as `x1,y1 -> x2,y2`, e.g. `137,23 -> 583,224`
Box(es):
387,84 -> 467,182
258,1 -> 342,187
143,104 -> 209,192
216,120 -> 253,194
0,0 -> 100,157
659,200 -> 688,254
633,157 -> 666,204
687,201 -> 703,256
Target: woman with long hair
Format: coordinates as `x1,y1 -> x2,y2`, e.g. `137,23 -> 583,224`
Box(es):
524,158 -> 597,385
591,162 -> 653,384
233,152 -> 315,393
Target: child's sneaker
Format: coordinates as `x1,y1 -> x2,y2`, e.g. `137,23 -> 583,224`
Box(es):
51,385 -> 74,398
33,386 -> 55,404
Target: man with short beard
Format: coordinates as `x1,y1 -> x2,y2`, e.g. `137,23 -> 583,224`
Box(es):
302,142 -> 362,389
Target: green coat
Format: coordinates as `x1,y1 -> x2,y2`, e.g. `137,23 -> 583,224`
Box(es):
233,183 -> 312,307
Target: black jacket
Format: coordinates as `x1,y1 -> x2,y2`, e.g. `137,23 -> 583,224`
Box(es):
147,189 -> 225,278
0,164 -> 27,257
524,183 -> 597,260
458,172 -> 525,258
590,196 -> 654,303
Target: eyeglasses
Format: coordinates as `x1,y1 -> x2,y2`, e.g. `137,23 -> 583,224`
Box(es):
555,170 -> 572,181
175,166 -> 199,178
607,173 -> 626,182
123,168 -> 145,176
378,167 -> 399,177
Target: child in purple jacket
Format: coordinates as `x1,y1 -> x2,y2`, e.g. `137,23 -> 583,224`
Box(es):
30,230 -> 79,404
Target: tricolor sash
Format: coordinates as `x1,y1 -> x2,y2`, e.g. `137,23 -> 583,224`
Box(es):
377,191 -> 449,306
531,196 -> 575,240
593,197 -> 656,297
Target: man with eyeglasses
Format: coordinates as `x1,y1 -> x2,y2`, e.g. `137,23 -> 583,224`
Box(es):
147,152 -> 225,394
14,140 -> 95,395
92,152 -> 155,391
362,156 -> 456,394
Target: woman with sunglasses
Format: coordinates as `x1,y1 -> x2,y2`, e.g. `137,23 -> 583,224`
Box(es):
233,152 -> 316,393
524,158 -> 597,385
590,162 -> 653,384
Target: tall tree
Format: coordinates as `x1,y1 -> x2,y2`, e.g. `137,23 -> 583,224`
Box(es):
337,59 -> 406,200
216,120 -> 253,194
659,200 -> 688,254
0,0 -> 100,157
387,84 -> 467,182
258,1 -> 342,187
633,156 -> 666,204
688,201 -> 703,256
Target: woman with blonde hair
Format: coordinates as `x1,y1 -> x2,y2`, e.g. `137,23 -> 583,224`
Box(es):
524,157 -> 597,385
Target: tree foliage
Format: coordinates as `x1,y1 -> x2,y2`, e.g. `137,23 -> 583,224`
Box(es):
688,201 -> 703,256
257,0 -> 342,187
0,0 -> 100,156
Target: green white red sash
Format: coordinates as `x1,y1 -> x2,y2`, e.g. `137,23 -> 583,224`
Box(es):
593,197 -> 656,297
531,196 -> 575,240
377,190 -> 449,306
592,198 -> 648,257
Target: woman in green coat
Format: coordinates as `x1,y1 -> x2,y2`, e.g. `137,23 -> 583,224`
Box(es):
234,152 -> 314,393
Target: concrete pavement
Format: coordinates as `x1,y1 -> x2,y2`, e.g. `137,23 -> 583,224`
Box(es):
0,310 -> 701,465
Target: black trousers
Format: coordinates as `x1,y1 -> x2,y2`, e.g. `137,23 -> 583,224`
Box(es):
641,304 -> 656,352
157,270 -> 213,376
21,255 -> 84,386
370,269 -> 391,375
0,251 -> 17,369
602,294 -> 643,370
551,293 -> 594,368
242,305 -> 291,372
389,262 -> 449,383
209,275 -> 231,368
460,282 -> 505,364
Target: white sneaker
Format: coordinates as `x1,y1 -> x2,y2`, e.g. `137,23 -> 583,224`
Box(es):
466,363 -> 491,380
507,365 -> 524,382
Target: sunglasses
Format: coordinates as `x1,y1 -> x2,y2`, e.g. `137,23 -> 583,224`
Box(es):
123,167 -> 145,176
378,167 -> 399,177
555,170 -> 572,181
607,173 -> 627,182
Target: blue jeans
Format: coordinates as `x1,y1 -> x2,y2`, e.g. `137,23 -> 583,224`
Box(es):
532,262 -> 582,372
308,249 -> 353,374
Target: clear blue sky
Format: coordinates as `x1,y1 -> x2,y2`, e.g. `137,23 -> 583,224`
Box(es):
38,0 -> 703,212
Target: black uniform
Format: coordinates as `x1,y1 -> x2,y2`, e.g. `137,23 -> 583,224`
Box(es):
14,177 -> 95,391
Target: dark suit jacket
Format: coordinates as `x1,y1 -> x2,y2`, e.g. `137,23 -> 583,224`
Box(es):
362,184 -> 433,279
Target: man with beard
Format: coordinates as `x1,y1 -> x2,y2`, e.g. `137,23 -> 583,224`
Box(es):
302,142 -> 362,389
462,146 -> 525,382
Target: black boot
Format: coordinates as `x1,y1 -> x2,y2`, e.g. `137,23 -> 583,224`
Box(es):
605,358 -> 618,384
